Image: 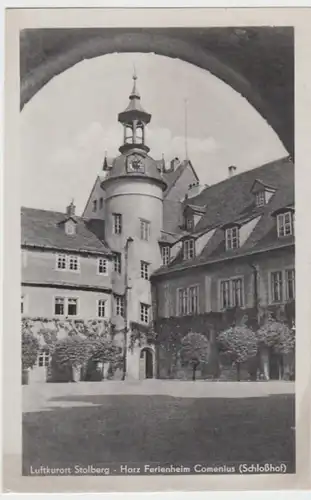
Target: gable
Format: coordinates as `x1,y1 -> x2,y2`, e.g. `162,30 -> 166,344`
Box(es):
164,161 -> 199,202
82,176 -> 106,220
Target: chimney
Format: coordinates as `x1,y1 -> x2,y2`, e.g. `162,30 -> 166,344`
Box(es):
228,165 -> 237,178
187,181 -> 205,199
169,156 -> 180,172
66,200 -> 76,218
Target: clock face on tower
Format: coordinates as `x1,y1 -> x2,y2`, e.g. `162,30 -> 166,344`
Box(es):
126,154 -> 145,173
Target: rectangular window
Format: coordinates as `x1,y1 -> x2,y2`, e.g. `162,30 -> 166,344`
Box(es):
113,213 -> 122,235
93,199 -> 97,212
97,299 -> 106,318
277,212 -> 293,237
56,254 -> 67,270
271,271 -> 283,303
140,219 -> 150,241
285,269 -> 295,300
54,297 -> 65,316
98,257 -> 108,275
225,227 -> 240,250
161,246 -> 171,266
67,298 -> 78,316
68,255 -> 79,271
177,285 -> 199,316
183,239 -> 195,260
140,303 -> 150,323
220,278 -> 244,309
188,285 -> 199,314
140,260 -> 149,280
37,349 -> 50,367
113,252 -> 122,274
99,197 -> 104,210
256,191 -> 266,207
115,294 -> 125,317
21,295 -> 25,314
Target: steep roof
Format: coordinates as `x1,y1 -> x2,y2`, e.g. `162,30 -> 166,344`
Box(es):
21,207 -> 111,255
153,156 -> 294,277
102,153 -> 167,191
162,160 -> 199,198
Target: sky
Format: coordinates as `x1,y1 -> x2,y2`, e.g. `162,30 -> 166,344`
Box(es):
20,52 -> 287,215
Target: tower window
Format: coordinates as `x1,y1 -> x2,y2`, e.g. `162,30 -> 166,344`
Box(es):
136,122 -> 143,143
99,197 -> 104,210
140,261 -> 149,280
140,303 -> 150,324
113,213 -> 122,235
140,219 -> 150,241
125,125 -> 133,144
114,294 -> 125,317
113,252 -> 122,274
93,200 -> 97,212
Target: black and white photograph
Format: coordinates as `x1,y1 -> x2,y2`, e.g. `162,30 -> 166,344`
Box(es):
3,8 -> 311,493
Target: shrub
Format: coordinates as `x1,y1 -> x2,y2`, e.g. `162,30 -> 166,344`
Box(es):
22,330 -> 40,370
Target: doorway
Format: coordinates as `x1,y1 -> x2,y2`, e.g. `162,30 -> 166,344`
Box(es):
140,348 -> 154,379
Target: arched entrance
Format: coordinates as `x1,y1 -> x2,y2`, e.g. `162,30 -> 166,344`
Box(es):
139,347 -> 154,379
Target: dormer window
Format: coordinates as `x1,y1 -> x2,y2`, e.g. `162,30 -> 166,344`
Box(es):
65,220 -> 76,235
185,217 -> 193,231
225,226 -> 240,250
277,211 -> 293,237
256,191 -> 266,207
183,238 -> 195,260
93,200 -> 97,212
251,179 -> 276,208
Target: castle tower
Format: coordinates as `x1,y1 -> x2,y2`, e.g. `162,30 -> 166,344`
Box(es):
101,73 -> 167,380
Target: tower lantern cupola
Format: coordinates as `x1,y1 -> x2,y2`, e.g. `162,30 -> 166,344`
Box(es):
118,71 -> 151,154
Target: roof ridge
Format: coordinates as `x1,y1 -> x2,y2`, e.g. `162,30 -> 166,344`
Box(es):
191,155 -> 292,200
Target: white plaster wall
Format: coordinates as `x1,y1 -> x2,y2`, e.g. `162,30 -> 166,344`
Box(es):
104,177 -> 164,324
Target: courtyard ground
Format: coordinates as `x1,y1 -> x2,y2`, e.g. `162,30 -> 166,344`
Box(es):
22,381 -> 295,474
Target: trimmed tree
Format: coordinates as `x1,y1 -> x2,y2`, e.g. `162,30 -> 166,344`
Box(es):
256,316 -> 295,380
52,335 -> 93,382
91,338 -> 123,379
217,325 -> 258,381
179,332 -> 210,381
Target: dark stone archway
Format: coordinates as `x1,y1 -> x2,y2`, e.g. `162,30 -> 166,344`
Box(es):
20,27 -> 294,156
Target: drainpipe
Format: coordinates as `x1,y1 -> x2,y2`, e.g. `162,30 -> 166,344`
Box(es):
122,236 -> 133,381
249,263 -> 261,380
249,263 -> 259,325
151,279 -> 160,379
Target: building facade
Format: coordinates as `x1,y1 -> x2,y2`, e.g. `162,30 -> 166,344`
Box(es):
21,75 -> 295,382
